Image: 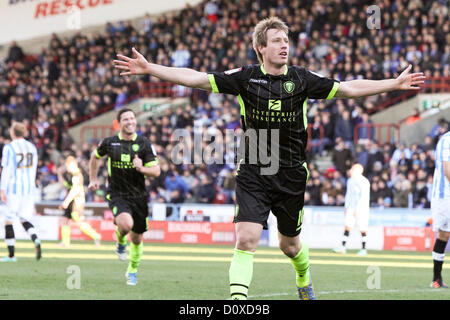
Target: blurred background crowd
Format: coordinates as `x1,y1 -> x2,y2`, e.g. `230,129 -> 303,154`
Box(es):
0,0 -> 449,209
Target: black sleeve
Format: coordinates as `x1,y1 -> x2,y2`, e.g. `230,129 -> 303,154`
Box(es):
207,66 -> 245,95
304,70 -> 340,100
143,138 -> 158,167
95,138 -> 109,158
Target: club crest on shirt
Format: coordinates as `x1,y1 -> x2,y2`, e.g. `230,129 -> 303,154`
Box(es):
132,144 -> 140,152
224,67 -> 242,75
284,81 -> 295,93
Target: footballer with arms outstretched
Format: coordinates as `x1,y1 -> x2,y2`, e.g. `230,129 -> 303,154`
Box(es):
114,17 -> 425,299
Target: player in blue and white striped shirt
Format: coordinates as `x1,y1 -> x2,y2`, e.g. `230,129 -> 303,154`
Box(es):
0,122 -> 42,262
430,131 -> 450,288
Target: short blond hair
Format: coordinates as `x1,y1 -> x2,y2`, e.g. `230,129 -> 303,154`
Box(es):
252,17 -> 289,64
11,122 -> 26,138
351,163 -> 364,176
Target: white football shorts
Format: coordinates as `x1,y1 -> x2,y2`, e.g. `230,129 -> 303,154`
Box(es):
3,193 -> 35,221
344,207 -> 369,231
431,198 -> 450,232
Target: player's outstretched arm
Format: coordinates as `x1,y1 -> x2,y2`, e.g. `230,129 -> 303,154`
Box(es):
113,47 -> 212,91
335,65 -> 426,98
88,151 -> 101,192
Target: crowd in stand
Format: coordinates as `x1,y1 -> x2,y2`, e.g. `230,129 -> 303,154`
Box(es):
0,0 -> 449,209
306,118 -> 449,208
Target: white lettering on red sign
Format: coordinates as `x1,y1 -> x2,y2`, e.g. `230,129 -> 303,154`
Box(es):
385,227 -> 424,237
181,234 -> 198,243
168,222 -> 211,234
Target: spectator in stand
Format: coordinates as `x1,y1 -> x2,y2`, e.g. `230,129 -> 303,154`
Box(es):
392,142 -> 412,163
405,108 -> 421,125
196,174 -> 216,203
1,0 -> 447,206
377,179 -> 393,204
6,41 -> 24,63
356,112 -> 375,146
334,109 -> 353,148
320,111 -> 334,152
355,144 -> 368,169
370,182 -> 381,207
413,177 -> 429,208
164,171 -> 189,203
332,137 -> 353,176
310,115 -> 324,155
393,180 -> 411,208
366,141 -> 384,178
171,43 -> 191,68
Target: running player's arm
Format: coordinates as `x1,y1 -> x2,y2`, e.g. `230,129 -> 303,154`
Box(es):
88,140 -> 107,191
0,144 -> 13,203
61,175 -> 83,209
135,159 -> 160,177
133,141 -> 160,178
114,47 -> 212,91
334,65 -> 426,98
56,166 -> 68,188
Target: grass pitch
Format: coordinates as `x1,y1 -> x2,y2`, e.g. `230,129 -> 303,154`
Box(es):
0,241 -> 449,300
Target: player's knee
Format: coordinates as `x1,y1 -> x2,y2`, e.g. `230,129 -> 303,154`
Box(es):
116,220 -> 132,235
235,234 -> 258,252
116,213 -> 133,233
118,223 -> 132,235
279,242 -> 299,258
438,231 -> 450,242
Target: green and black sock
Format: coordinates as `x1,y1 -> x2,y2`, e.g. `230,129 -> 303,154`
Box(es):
229,249 -> 254,300
127,242 -> 143,274
290,242 -> 311,288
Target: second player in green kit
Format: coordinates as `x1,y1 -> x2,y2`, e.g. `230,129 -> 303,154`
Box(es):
89,108 -> 160,286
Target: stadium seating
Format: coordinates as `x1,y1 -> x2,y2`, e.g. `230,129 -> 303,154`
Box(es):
0,0 -> 449,209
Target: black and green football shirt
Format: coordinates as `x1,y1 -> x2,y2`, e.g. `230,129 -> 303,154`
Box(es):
94,132 -> 158,198
208,64 -> 340,167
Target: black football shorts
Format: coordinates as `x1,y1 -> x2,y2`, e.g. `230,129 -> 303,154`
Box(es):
234,163 -> 309,237
63,201 -> 74,219
108,195 -> 149,234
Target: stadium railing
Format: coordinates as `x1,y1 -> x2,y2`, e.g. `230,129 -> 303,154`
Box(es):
353,123 -> 400,146
368,77 -> 450,114
66,94 -> 140,129
80,124 -> 116,143
140,81 -> 201,103
307,123 -> 324,153
28,124 -> 60,147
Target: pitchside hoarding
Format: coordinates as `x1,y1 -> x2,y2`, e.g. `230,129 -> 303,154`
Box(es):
5,202 -> 436,251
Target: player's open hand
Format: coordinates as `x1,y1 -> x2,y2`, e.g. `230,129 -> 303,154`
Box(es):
396,64 -> 426,90
114,47 -> 149,76
133,154 -> 143,172
88,180 -> 99,192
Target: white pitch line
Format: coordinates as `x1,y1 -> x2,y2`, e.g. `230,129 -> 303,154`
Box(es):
246,288 -> 448,299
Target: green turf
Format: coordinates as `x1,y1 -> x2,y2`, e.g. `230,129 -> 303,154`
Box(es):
0,241 -> 449,300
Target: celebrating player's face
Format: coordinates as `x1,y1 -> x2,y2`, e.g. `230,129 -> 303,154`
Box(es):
119,111 -> 137,136
261,29 -> 289,67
